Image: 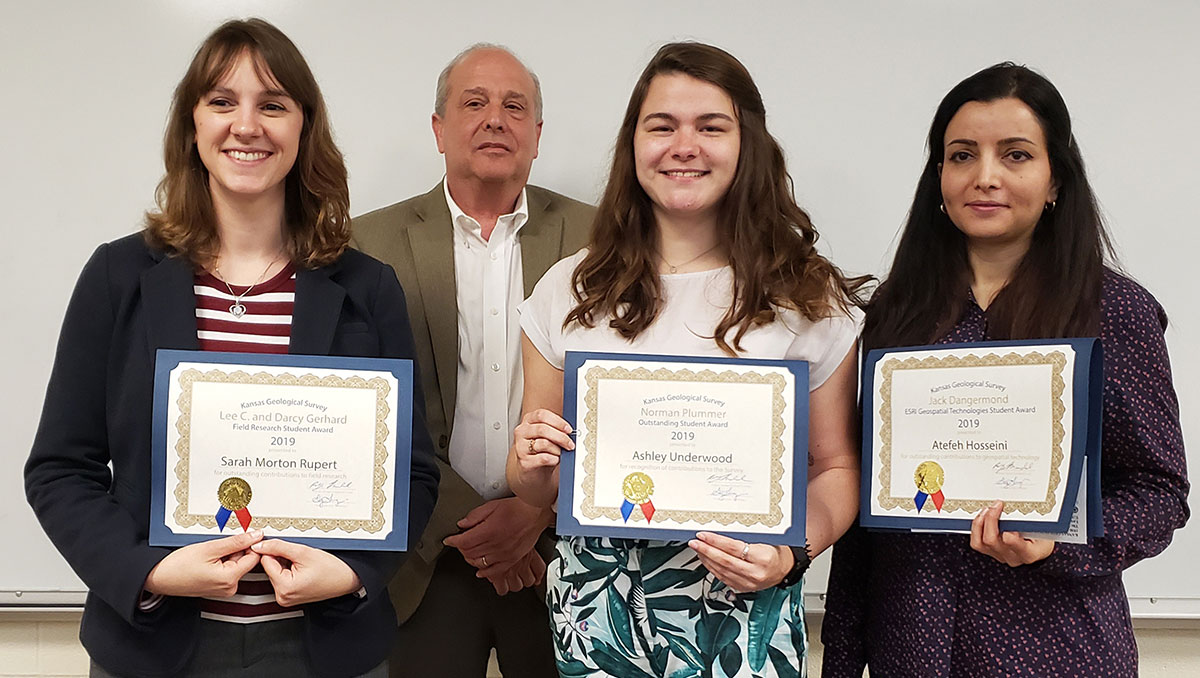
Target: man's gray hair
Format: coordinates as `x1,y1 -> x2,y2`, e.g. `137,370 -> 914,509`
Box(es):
434,43 -> 543,123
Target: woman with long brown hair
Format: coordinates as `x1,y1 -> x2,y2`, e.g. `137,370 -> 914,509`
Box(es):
821,63 -> 1188,678
507,42 -> 865,676
25,19 -> 438,678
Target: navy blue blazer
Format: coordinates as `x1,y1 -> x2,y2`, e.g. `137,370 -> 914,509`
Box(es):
25,234 -> 439,678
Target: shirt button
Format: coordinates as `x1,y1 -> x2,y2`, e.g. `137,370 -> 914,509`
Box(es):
490,308 -> 499,316
492,482 -> 500,490
491,362 -> 501,372
492,421 -> 502,430
490,253 -> 498,261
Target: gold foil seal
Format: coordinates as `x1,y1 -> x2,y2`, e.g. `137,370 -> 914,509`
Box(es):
622,472 -> 654,504
217,477 -> 252,512
913,461 -> 944,495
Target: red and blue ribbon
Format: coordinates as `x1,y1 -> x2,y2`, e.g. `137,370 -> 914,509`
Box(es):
215,505 -> 253,532
620,499 -> 656,523
914,490 -> 945,513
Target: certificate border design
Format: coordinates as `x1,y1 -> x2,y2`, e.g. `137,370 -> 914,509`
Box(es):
150,349 -> 414,552
171,368 -> 392,534
558,351 -> 808,547
876,350 -> 1067,514
577,365 -> 787,527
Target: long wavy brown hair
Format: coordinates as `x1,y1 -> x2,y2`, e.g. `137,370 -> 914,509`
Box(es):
566,42 -> 869,355
144,18 -> 350,269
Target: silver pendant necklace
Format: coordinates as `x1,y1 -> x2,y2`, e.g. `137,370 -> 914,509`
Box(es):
214,255 -> 282,319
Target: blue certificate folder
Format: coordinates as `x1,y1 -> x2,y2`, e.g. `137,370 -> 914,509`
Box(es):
150,350 -> 413,551
859,338 -> 1103,536
558,351 -> 809,545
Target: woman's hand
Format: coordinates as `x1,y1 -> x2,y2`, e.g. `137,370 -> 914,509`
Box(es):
251,539 -> 363,607
508,408 -> 574,507
689,531 -> 793,593
970,500 -> 1055,566
144,530 -> 264,597
513,408 -> 574,474
507,334 -> 569,508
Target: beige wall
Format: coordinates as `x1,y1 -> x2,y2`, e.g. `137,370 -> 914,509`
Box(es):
3,612 -> 1198,677
0,614 -> 87,677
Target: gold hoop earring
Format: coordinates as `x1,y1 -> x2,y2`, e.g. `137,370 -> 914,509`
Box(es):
939,203 -> 946,214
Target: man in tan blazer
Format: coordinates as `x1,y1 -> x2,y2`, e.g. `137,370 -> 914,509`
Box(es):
353,44 -> 593,677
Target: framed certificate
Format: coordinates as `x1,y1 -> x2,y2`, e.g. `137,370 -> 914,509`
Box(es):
860,339 -> 1103,535
149,350 -> 413,551
558,351 -> 808,545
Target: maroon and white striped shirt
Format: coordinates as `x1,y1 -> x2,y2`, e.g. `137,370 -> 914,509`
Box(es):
195,264 -> 301,623
194,266 -> 296,354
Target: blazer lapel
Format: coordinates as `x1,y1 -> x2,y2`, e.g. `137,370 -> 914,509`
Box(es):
407,187 -> 460,430
140,254 -> 200,351
519,189 -> 564,297
291,262 -> 346,355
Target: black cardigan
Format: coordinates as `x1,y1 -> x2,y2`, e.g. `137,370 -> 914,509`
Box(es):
25,234 -> 439,678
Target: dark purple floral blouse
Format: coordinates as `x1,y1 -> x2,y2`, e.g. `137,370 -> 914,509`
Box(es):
821,270 -> 1189,678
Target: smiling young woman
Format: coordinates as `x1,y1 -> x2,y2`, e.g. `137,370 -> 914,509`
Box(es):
144,20 -> 349,273
506,42 -> 870,677
632,72 -> 741,232
821,63 -> 1188,678
25,18 -> 438,678
191,52 -> 303,208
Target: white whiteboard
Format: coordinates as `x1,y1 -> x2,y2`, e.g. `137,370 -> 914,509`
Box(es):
2,1 -> 1195,616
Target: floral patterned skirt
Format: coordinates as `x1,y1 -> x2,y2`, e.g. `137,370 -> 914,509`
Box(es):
547,537 -> 807,678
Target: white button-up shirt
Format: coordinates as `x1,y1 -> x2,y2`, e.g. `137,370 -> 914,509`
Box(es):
444,179 -> 528,500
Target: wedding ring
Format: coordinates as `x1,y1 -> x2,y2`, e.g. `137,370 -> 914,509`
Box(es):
740,543 -> 750,560
481,555 -> 488,567
528,439 -> 534,454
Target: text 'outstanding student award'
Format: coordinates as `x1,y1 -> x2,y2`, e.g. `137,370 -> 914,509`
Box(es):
557,351 -> 809,546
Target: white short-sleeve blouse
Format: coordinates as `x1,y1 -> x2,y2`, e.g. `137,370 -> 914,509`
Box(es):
519,250 -> 861,390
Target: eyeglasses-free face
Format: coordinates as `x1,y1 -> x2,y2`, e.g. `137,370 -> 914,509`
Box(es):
939,97 -> 1058,253
192,51 -> 303,206
634,72 -> 741,231
433,48 -> 542,190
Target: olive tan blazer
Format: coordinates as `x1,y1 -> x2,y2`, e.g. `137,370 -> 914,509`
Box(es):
352,183 -> 594,623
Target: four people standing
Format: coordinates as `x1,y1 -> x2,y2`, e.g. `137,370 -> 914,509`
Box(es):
24,18 -> 1187,678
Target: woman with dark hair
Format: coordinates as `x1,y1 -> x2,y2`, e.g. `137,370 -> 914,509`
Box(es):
821,63 -> 1188,677
507,42 -> 866,676
24,19 -> 438,678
